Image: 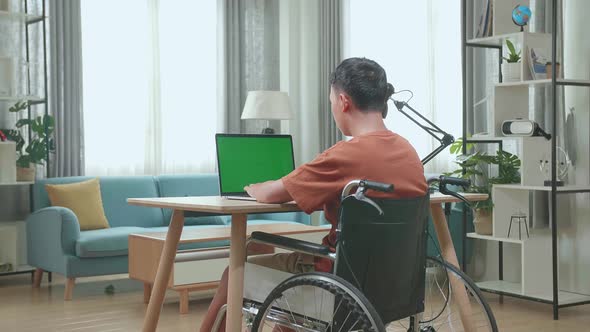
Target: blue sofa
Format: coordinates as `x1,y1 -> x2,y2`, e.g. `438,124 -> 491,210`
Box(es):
26,174 -> 310,299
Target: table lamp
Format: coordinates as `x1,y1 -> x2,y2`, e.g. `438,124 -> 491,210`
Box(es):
241,91 -> 293,134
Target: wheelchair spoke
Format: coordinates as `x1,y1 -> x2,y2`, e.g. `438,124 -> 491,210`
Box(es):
326,298 -> 344,330
281,296 -> 303,332
336,311 -> 352,332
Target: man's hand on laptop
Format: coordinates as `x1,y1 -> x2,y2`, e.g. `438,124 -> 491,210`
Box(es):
244,180 -> 293,204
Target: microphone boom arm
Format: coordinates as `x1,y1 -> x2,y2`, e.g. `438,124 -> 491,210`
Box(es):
393,99 -> 455,165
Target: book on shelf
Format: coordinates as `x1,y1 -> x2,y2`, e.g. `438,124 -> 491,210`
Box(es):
475,0 -> 493,38
528,47 -> 549,80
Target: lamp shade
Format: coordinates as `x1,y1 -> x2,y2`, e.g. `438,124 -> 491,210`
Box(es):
241,91 -> 293,120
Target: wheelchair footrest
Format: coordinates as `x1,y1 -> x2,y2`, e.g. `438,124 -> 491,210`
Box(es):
250,231 -> 332,257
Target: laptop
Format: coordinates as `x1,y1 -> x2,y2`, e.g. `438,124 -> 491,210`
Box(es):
215,134 -> 295,201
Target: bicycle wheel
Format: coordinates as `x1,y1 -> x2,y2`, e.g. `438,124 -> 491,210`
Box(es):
252,272 -> 385,331
386,256 -> 498,332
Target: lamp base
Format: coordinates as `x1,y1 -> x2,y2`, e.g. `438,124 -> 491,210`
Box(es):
261,127 -> 275,134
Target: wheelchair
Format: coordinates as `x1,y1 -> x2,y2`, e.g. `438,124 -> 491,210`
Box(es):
213,176 -> 498,331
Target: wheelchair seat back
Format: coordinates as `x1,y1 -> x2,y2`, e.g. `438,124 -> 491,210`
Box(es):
333,194 -> 430,324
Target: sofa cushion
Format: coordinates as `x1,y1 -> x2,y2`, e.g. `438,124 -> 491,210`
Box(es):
99,177 -> 164,228
45,178 -> 110,231
34,176 -> 165,228
34,176 -> 96,211
75,226 -> 231,258
156,174 -> 229,226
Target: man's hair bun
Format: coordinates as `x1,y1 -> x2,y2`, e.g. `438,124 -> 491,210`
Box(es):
386,83 -> 395,99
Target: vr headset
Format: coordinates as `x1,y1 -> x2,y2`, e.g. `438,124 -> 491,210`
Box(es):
502,119 -> 552,140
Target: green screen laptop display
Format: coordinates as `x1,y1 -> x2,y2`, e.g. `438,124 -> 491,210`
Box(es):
216,134 -> 295,195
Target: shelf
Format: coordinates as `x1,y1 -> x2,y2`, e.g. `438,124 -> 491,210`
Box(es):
0,95 -> 44,103
477,280 -> 590,305
556,79 -> 590,87
496,79 -> 552,87
496,79 -> 590,87
466,32 -> 551,48
493,184 -> 590,193
0,11 -> 44,23
0,264 -> 34,276
465,136 -> 504,142
0,181 -> 34,186
467,232 -> 524,244
466,136 -> 547,142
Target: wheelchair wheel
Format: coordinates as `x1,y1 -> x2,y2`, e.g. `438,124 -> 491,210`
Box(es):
251,272 -> 385,331
386,256 -> 498,332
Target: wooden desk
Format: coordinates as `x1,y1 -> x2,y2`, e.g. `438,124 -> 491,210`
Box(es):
127,197 -> 302,332
128,193 -> 487,332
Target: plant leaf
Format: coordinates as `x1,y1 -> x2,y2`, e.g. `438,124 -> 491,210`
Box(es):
15,119 -> 32,128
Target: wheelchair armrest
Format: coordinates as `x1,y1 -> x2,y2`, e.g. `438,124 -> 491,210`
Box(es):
250,231 -> 333,258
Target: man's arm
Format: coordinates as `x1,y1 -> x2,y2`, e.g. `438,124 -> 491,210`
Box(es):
244,179 -> 293,204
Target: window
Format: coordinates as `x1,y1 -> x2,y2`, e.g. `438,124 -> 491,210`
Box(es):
81,0 -> 217,175
347,0 -> 461,172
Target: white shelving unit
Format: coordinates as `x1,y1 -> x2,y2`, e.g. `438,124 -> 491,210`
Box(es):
463,0 -> 590,319
0,0 -> 48,279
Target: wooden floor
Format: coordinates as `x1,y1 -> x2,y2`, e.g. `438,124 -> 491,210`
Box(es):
1,273 -> 590,331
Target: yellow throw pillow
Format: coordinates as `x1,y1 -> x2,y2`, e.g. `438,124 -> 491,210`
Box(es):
45,178 -> 110,231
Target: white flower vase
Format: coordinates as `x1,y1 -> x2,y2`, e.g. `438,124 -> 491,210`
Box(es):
501,62 -> 521,82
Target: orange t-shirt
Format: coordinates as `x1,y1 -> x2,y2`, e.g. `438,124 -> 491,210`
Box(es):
282,130 -> 428,272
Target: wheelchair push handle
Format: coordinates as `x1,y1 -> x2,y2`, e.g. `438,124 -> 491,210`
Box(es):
361,180 -> 394,193
340,180 -> 394,215
427,175 -> 472,207
439,176 -> 471,188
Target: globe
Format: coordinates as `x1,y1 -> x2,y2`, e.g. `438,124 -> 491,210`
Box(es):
512,5 -> 532,30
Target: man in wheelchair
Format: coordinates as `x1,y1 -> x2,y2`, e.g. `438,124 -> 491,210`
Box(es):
200,57 -> 428,331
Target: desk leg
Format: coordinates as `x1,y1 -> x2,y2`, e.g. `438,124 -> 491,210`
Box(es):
226,213 -> 247,332
142,210 -> 184,332
430,204 -> 476,332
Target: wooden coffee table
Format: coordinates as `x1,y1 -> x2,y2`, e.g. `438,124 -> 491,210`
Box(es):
128,222 -> 329,314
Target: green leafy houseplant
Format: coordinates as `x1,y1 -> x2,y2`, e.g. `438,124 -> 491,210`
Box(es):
446,139 -> 521,235
446,138 -> 521,212
4,101 -> 55,169
503,39 -> 521,63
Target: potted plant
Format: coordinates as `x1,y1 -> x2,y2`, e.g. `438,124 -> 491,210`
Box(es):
446,139 -> 521,235
501,39 -> 522,82
4,101 -> 55,181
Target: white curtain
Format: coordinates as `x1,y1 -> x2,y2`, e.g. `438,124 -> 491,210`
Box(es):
81,0 -> 218,176
278,0 -> 322,166
346,0 -> 462,173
